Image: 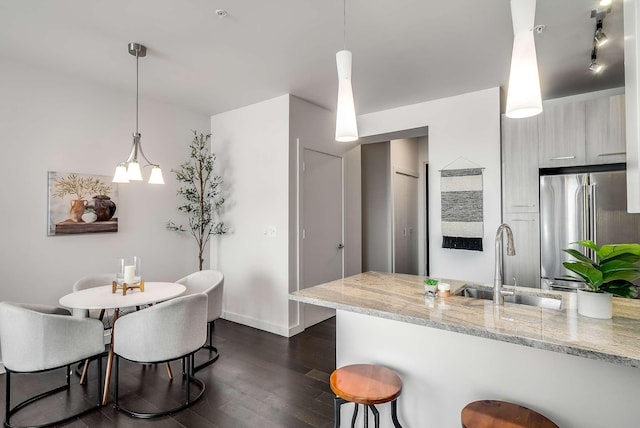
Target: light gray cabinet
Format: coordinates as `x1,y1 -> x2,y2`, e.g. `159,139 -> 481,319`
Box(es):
502,116 -> 541,288
538,101 -> 586,167
586,94 -> 627,164
503,213 -> 540,288
502,115 -> 539,213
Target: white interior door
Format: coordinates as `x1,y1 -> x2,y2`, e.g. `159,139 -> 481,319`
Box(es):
393,171 -> 419,274
302,148 -> 343,328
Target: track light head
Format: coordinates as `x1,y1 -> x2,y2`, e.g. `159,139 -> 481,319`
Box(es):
594,20 -> 608,47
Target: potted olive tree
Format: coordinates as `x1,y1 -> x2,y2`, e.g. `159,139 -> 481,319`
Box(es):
563,240 -> 640,319
167,131 -> 227,270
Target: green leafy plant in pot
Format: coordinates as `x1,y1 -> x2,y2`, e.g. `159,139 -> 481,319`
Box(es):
563,240 -> 640,318
563,240 -> 640,297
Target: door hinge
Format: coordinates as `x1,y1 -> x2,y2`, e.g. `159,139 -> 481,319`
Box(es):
302,229 -> 306,239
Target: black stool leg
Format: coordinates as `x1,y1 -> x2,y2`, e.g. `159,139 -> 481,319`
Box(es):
391,399 -> 402,427
351,403 -> 358,428
333,396 -> 347,428
364,404 -> 369,428
369,405 -> 379,428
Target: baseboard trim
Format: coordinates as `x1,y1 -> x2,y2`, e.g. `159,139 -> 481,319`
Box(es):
0,362 -> 4,374
222,311 -> 290,337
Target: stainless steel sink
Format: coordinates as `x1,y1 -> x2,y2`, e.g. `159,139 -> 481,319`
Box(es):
456,285 -> 563,310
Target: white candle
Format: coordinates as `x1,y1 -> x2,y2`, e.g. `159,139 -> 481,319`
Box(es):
124,265 -> 135,284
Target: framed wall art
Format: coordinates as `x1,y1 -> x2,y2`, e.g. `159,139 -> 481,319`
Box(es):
47,171 -> 119,236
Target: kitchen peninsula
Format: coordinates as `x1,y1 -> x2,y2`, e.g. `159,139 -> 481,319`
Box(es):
290,272 -> 640,428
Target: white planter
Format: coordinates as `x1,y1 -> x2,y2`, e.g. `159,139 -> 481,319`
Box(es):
577,289 -> 612,319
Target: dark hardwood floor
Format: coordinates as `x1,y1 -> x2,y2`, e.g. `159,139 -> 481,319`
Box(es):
0,317 -> 337,428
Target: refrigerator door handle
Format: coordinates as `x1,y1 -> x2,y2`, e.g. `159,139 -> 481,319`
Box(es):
581,183 -> 590,259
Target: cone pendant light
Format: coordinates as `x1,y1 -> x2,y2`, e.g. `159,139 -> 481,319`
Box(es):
335,0 -> 358,142
505,0 -> 543,119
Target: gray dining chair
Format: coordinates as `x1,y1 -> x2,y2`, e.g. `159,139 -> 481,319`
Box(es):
112,293 -> 208,418
72,273 -> 117,320
72,273 -> 116,384
176,270 -> 224,372
0,302 -> 105,427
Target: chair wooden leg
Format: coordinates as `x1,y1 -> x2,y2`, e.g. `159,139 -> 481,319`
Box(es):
166,362 -> 173,380
79,359 -> 90,385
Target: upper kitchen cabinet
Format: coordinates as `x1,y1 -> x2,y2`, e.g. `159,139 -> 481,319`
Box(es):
538,101 -> 586,168
502,115 -> 539,213
586,94 -> 627,164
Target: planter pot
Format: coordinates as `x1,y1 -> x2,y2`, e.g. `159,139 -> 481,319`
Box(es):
577,289 -> 612,319
92,195 -> 116,221
69,199 -> 88,223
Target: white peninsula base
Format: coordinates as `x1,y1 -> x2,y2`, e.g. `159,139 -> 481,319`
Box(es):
336,310 -> 640,428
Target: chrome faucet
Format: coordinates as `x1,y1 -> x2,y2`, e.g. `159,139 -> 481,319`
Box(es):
494,223 -> 516,305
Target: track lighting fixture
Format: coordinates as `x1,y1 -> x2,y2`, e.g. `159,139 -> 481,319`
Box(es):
594,19 -> 608,47
589,46 -> 603,73
588,7 -> 611,74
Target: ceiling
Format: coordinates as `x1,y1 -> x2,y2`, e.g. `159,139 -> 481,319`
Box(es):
0,0 -> 625,117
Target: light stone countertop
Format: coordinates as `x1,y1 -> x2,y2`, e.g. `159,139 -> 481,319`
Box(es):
289,271 -> 640,368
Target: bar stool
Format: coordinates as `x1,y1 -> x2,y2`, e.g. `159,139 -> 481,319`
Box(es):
461,400 -> 559,428
330,364 -> 403,428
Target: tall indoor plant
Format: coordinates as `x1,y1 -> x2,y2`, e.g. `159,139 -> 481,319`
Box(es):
167,131 -> 227,270
563,240 -> 640,318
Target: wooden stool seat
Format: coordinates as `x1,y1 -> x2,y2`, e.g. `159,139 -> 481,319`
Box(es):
330,364 -> 403,427
461,400 -> 559,428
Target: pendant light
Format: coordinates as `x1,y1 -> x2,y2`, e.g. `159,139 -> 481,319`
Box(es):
335,0 -> 358,142
505,0 -> 543,119
113,42 -> 164,184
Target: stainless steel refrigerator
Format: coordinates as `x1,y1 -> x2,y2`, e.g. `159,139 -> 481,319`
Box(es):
540,166 -> 640,292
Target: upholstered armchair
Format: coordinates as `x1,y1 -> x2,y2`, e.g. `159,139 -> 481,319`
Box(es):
112,293 -> 208,418
177,270 -> 224,371
0,302 -> 105,427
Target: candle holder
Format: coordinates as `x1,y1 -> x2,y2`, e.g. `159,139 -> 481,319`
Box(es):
113,256 -> 144,295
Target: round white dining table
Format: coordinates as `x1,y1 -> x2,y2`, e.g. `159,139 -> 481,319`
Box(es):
58,281 -> 186,405
59,281 -> 186,314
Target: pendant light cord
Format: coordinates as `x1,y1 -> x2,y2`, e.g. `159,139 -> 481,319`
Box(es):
135,50 -> 139,134
343,0 -> 346,50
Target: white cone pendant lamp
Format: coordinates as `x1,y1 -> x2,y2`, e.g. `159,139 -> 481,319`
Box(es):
335,0 -> 358,142
113,42 -> 164,184
335,50 -> 358,142
505,0 -> 543,119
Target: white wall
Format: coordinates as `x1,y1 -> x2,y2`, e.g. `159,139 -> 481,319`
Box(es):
211,94 -> 361,336
361,143 -> 392,272
390,138 -> 419,174
357,88 -> 501,284
210,95 -> 291,335
0,60 -> 210,370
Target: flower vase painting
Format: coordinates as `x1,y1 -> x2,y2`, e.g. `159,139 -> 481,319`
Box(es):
47,171 -> 119,236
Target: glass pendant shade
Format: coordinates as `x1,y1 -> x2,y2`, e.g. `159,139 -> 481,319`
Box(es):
148,166 -> 165,184
126,162 -> 143,181
335,50 -> 358,142
113,165 -> 130,183
505,0 -> 543,119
